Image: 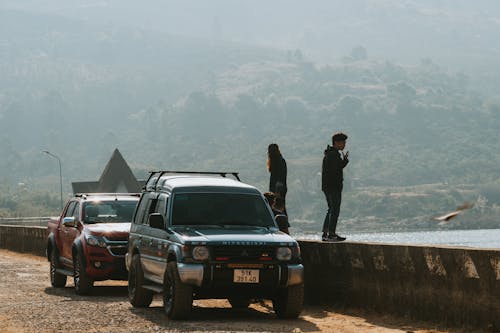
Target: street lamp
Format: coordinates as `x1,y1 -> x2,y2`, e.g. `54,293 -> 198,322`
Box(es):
43,150 -> 63,211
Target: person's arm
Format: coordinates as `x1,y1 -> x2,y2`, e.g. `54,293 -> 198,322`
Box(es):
282,159 -> 287,186
274,158 -> 287,185
342,151 -> 349,168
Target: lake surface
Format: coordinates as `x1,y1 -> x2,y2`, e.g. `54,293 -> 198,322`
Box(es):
295,228 -> 500,249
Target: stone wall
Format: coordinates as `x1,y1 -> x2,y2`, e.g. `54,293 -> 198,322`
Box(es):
299,240 -> 500,330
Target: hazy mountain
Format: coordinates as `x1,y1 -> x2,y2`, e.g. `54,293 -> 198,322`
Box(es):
3,1 -> 500,66
1,1 -> 499,231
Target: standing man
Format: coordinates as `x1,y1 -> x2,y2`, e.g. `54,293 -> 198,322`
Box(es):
321,132 -> 349,241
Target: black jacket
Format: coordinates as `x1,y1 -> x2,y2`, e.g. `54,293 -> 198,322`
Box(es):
322,145 -> 348,192
269,156 -> 287,195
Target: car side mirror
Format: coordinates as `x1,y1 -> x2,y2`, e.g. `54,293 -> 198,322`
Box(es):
149,213 -> 165,230
62,217 -> 77,228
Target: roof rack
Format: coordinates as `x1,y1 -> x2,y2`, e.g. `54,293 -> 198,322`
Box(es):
143,170 -> 240,191
74,193 -> 140,198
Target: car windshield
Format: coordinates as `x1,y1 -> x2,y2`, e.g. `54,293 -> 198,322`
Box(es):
83,200 -> 138,223
172,193 -> 275,227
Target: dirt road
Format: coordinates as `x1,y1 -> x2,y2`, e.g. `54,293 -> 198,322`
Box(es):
0,249 -> 473,333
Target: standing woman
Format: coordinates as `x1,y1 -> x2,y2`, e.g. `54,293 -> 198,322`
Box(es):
267,143 -> 287,212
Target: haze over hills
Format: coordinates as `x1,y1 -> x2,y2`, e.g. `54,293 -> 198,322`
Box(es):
1,1 -> 500,232
3,1 -> 500,69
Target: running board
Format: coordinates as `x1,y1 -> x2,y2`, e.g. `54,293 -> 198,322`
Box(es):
56,268 -> 74,276
142,284 -> 163,293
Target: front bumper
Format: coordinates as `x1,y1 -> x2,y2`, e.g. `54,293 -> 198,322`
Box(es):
178,262 -> 304,289
85,248 -> 128,280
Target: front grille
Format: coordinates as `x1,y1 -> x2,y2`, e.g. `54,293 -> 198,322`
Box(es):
105,235 -> 129,241
108,246 -> 127,256
103,237 -> 127,256
212,246 -> 276,261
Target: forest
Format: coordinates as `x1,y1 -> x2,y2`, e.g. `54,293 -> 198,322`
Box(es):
1,1 -> 500,233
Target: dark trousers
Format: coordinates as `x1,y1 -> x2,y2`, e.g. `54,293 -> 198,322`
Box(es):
322,191 -> 342,235
275,188 -> 287,216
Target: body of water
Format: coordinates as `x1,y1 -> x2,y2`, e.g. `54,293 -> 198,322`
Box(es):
296,228 -> 500,249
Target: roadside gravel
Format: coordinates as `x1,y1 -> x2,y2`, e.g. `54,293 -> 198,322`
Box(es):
0,249 -> 476,333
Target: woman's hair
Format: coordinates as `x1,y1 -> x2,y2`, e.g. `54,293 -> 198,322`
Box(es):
267,143 -> 281,172
273,196 -> 285,210
263,192 -> 275,204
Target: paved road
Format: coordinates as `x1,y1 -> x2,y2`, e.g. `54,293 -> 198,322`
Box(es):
0,249 -> 466,333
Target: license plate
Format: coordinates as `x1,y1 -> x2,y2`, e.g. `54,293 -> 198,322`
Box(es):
233,269 -> 259,283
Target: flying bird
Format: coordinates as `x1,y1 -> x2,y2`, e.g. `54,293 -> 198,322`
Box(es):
432,201 -> 474,224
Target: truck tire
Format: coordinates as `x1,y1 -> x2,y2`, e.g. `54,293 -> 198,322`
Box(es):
163,261 -> 193,319
272,284 -> 304,319
128,254 -> 153,307
49,248 -> 67,288
73,250 -> 93,295
228,297 -> 251,309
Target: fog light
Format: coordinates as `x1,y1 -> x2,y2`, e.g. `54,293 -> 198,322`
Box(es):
94,261 -> 102,268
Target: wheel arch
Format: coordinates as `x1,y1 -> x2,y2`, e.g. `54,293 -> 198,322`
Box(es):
46,234 -> 56,261
167,245 -> 183,263
72,239 -> 85,265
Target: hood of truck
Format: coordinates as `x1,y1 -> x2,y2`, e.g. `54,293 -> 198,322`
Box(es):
172,225 -> 296,245
84,222 -> 131,238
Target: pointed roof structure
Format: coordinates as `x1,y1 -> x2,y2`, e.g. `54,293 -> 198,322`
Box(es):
72,149 -> 144,194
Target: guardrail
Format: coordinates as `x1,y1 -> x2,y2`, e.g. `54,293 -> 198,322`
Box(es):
0,217 -> 51,227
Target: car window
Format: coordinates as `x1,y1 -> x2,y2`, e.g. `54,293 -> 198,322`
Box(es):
144,198 -> 158,225
72,202 -> 80,221
171,193 -> 274,227
155,194 -> 169,223
64,202 -> 76,218
133,195 -> 148,225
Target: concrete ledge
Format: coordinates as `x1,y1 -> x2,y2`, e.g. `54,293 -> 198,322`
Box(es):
298,240 -> 500,330
1,225 -> 498,329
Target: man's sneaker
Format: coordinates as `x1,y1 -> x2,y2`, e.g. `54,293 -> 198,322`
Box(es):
322,234 -> 339,242
333,234 -> 346,241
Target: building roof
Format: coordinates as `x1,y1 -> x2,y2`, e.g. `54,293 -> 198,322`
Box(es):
71,149 -> 143,194
71,181 -> 100,194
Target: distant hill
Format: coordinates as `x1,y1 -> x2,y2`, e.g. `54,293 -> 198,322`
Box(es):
0,3 -> 499,231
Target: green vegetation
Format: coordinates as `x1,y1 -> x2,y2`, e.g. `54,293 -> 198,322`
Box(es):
1,3 -> 499,232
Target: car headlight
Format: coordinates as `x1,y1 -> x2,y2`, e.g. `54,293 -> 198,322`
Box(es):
86,235 -> 107,248
276,247 -> 292,261
192,246 -> 210,261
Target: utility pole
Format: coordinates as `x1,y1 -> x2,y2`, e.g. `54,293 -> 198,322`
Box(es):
43,150 -> 63,211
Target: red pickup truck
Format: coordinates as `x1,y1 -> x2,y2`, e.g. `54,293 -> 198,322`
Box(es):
47,193 -> 139,295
